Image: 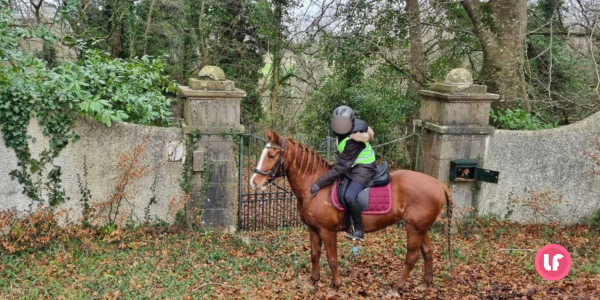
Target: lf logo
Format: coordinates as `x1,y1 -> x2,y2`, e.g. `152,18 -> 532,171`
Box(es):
535,244 -> 572,281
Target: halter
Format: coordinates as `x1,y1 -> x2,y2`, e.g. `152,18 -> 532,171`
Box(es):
253,138 -> 314,198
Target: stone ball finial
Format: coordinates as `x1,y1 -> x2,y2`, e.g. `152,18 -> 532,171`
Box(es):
199,66 -> 226,81
445,68 -> 473,85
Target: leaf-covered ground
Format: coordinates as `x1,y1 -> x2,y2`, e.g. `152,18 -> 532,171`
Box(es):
1,220 -> 599,299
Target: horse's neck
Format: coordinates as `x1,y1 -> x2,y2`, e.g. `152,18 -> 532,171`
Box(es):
284,142 -> 331,196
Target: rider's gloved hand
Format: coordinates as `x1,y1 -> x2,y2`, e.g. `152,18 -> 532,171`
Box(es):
310,183 -> 320,195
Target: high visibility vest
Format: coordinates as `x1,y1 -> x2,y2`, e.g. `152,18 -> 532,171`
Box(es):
338,137 -> 375,167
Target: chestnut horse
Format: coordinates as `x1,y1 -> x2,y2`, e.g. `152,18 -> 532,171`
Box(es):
250,129 -> 453,297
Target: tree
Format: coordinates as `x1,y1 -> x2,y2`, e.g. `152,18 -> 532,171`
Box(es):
461,0 -> 529,111
270,0 -> 284,127
143,0 -> 157,56
406,0 -> 426,95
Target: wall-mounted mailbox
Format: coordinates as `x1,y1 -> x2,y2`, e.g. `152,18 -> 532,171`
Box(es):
450,159 -> 499,184
450,159 -> 477,181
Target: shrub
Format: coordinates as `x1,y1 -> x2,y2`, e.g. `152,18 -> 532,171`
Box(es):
490,108 -> 557,130
0,3 -> 175,205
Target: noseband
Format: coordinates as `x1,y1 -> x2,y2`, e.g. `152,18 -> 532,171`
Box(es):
253,138 -> 287,180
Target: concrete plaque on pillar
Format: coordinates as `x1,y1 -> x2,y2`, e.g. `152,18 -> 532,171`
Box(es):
178,66 -> 245,233
418,68 -> 499,215
193,150 -> 205,172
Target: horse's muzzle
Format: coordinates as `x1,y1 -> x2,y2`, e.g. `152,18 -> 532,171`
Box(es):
249,174 -> 268,191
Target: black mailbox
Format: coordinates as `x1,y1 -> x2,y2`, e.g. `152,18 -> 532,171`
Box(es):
450,159 -> 499,184
450,159 -> 478,181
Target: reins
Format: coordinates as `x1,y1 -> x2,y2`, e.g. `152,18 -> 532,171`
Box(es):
253,138 -> 315,198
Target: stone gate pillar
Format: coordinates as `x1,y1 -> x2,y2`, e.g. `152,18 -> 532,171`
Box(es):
417,69 -> 499,213
177,66 -> 245,232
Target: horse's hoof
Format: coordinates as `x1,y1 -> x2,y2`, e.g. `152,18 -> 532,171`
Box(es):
416,283 -> 434,292
326,287 -> 339,300
386,289 -> 400,298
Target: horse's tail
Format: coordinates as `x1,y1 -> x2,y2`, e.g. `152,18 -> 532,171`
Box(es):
440,182 -> 454,274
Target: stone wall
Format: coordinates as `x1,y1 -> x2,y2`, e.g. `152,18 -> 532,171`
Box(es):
477,111 -> 600,224
0,118 -> 185,225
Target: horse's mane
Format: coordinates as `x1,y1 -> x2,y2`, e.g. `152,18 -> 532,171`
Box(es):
285,138 -> 332,176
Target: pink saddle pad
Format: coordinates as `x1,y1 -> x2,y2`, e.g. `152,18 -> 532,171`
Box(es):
330,182 -> 392,215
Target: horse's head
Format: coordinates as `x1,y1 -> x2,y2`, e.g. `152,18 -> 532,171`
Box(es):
250,128 -> 286,191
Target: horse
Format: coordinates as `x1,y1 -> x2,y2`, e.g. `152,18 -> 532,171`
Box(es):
250,129 -> 453,297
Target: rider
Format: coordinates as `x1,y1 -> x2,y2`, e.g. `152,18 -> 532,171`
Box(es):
310,106 -> 376,241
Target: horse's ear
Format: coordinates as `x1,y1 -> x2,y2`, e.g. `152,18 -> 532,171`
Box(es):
272,131 -> 283,145
264,128 -> 273,141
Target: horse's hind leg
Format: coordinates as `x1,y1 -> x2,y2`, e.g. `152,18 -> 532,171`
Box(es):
390,224 -> 423,295
419,232 -> 434,288
308,227 -> 322,286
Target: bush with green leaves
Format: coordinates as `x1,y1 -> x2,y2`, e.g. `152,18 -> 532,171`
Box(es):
490,108 -> 558,131
0,2 -> 174,205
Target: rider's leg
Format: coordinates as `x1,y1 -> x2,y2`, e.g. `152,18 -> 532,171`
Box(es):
344,180 -> 365,241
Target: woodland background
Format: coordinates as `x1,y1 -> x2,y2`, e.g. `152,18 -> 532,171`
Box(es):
1,2 -> 600,299
8,0 -> 600,138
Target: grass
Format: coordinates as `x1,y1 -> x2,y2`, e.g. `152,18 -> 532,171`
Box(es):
0,220 -> 599,299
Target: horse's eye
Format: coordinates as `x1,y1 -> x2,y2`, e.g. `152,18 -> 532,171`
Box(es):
269,154 -> 276,159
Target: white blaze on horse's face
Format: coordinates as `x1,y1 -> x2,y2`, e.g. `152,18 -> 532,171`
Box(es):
250,143 -> 270,191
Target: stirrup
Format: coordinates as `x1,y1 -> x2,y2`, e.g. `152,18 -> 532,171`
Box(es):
344,232 -> 364,241
344,226 -> 364,241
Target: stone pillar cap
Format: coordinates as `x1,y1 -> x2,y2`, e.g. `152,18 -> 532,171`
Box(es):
445,68 -> 473,85
199,66 -> 226,81
428,68 -> 488,94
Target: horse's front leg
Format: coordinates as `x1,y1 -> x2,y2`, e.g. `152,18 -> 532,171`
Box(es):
308,227 -> 322,286
321,230 -> 341,293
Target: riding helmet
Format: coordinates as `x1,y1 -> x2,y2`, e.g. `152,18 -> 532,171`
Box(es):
331,105 -> 355,135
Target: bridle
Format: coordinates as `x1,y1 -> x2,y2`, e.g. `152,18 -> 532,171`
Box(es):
253,138 -> 314,198
253,138 -> 287,180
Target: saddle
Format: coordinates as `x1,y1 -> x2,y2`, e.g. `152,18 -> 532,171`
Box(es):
330,162 -> 393,217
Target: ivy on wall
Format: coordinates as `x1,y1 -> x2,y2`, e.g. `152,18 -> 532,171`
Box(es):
0,2 -> 175,207
178,130 -> 213,227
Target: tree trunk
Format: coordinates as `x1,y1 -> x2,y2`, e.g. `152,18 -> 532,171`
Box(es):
271,0 -> 283,128
406,0 -> 426,95
143,0 -> 157,56
107,0 -> 128,59
405,0 -> 426,171
110,21 -> 123,58
198,0 -> 208,67
462,0 -> 530,112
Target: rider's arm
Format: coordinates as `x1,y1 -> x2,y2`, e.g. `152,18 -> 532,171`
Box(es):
314,140 -> 365,188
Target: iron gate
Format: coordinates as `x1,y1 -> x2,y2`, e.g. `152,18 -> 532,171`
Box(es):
237,124 -> 421,231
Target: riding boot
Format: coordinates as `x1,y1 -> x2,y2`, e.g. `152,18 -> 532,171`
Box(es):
344,200 -> 365,241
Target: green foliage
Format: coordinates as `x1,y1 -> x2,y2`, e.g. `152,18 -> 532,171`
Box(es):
73,51 -> 174,126
77,159 -> 92,228
73,0 -> 266,121
180,130 -> 202,194
0,3 -> 174,205
46,166 -> 69,207
490,108 -> 557,130
178,130 -> 213,227
300,62 -> 408,139
426,1 -> 482,81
